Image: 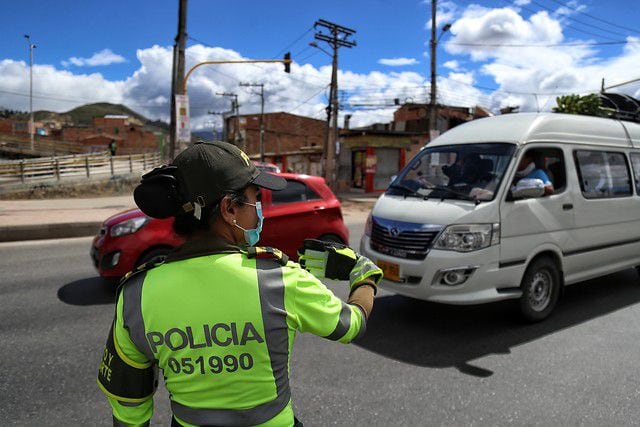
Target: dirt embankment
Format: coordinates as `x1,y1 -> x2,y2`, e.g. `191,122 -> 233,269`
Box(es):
0,176 -> 139,200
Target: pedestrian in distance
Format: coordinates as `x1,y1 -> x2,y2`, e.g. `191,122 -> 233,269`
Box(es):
109,139 -> 117,156
97,140 -> 383,427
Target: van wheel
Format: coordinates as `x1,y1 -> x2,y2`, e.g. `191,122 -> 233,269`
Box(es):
518,257 -> 561,322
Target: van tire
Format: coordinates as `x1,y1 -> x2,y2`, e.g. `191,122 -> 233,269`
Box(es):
518,257 -> 561,322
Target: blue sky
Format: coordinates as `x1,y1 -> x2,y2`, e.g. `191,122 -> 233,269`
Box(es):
1,0 -> 639,129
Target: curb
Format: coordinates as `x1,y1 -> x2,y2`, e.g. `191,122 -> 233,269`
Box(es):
0,222 -> 102,242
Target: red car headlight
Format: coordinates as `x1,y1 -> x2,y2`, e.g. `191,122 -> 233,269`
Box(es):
110,217 -> 150,237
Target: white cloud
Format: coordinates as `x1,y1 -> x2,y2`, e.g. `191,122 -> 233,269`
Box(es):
513,0 -> 531,6
378,57 -> 420,66
0,45 -> 435,130
443,4 -> 640,112
555,0 -> 587,17
62,49 -> 126,67
443,60 -> 461,71
2,14 -> 639,134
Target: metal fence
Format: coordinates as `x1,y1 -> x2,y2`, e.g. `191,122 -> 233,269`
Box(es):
0,151 -> 162,184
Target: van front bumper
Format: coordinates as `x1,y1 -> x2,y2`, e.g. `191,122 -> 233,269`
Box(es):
360,236 -> 524,305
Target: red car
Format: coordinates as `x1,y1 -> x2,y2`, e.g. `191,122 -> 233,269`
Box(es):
91,173 -> 349,278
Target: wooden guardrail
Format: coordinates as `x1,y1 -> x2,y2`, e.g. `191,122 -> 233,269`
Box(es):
0,152 -> 162,184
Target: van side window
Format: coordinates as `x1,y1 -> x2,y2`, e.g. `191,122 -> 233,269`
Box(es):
541,149 -> 566,193
631,153 -> 640,194
574,150 -> 632,199
514,148 -> 566,194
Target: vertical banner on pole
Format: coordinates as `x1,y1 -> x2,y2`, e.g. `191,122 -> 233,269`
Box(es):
175,94 -> 191,143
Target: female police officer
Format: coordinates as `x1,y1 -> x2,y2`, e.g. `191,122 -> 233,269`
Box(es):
97,141 -> 382,427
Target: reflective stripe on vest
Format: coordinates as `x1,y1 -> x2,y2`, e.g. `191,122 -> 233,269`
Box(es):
325,301 -> 352,341
122,272 -> 155,362
124,257 -> 291,426
353,305 -> 367,342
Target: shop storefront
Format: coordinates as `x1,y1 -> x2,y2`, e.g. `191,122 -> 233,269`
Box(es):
338,131 -> 425,193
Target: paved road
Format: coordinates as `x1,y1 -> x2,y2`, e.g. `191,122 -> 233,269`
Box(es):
1,214 -> 640,425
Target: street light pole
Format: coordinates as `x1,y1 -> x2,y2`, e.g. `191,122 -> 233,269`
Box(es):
24,35 -> 36,151
429,1 -> 438,141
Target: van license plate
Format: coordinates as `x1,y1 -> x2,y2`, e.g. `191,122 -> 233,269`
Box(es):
377,260 -> 400,282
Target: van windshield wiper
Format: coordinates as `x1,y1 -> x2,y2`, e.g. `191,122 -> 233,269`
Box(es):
423,185 -> 480,204
388,183 -> 423,198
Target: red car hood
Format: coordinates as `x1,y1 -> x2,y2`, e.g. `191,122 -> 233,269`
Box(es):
103,208 -> 146,226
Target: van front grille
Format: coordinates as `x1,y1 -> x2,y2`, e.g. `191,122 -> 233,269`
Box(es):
370,218 -> 442,260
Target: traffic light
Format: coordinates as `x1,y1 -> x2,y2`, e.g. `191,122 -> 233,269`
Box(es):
284,52 -> 291,73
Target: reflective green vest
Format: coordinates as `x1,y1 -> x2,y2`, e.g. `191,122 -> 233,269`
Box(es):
98,249 -> 366,427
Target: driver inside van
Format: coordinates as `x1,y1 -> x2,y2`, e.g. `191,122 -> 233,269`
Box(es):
512,152 -> 554,196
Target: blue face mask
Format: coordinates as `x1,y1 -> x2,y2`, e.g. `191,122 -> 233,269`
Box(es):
233,201 -> 263,246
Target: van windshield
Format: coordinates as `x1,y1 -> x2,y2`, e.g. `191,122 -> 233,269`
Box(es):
388,143 -> 516,202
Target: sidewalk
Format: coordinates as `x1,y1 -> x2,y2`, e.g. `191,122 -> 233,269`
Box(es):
0,195 -> 136,242
0,192 -> 379,242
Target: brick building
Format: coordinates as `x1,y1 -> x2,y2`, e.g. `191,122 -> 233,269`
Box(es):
62,115 -> 158,154
0,118 -> 12,133
225,112 -> 325,175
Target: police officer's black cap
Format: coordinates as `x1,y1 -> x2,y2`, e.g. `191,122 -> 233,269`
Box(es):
134,141 -> 285,219
176,139 -> 286,199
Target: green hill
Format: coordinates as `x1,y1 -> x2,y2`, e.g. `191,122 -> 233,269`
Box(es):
25,103 -> 169,133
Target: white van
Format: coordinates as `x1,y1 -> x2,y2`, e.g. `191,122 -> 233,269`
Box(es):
360,113 -> 640,321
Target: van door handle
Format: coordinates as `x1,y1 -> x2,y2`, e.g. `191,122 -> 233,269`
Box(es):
562,203 -> 573,211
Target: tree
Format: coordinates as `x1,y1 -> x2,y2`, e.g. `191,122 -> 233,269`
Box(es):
553,94 -> 605,117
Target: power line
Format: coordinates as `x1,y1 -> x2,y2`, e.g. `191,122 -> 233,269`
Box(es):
288,85 -> 330,113
292,44 -> 312,58
296,49 -> 321,63
499,0 -> 621,42
449,40 -> 634,48
273,26 -> 314,58
528,0 -> 631,38
544,0 -> 640,35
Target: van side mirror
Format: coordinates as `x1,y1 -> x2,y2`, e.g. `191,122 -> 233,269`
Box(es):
506,190 -> 515,202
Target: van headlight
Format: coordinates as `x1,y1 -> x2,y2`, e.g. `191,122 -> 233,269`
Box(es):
110,217 -> 149,237
433,223 -> 500,252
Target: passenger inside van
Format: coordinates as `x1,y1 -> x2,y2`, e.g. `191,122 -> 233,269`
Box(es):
512,152 -> 554,196
444,153 -> 495,185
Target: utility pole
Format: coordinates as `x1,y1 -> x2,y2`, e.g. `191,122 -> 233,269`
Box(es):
169,0 -> 188,161
240,83 -> 265,161
429,0 -> 438,141
24,35 -> 36,151
207,111 -> 227,140
216,92 -> 240,146
314,19 -> 356,189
